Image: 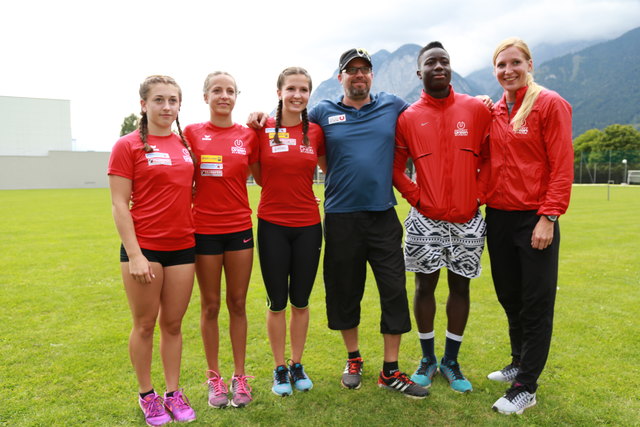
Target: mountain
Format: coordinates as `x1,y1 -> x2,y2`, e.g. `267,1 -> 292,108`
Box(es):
466,39 -> 604,97
309,44 -> 482,107
310,29 -> 640,137
534,27 -> 640,135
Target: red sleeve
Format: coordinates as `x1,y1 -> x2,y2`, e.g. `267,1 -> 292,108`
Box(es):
107,136 -> 135,180
392,113 -> 420,207
538,94 -> 574,216
477,109 -> 492,206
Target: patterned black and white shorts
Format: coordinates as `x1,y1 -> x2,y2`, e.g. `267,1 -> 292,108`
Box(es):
403,208 -> 486,278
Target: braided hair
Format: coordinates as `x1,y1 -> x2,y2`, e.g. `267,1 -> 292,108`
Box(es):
274,67 -> 312,146
138,75 -> 195,163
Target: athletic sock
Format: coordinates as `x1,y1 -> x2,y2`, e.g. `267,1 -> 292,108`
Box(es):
382,361 -> 399,376
165,391 -> 175,398
348,350 -> 361,359
443,330 -> 463,361
418,331 -> 436,361
140,389 -> 155,399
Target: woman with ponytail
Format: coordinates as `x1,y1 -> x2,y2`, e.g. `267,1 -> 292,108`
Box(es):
184,72 -> 259,409
482,38 -> 574,415
108,75 -> 196,426
252,67 -> 326,396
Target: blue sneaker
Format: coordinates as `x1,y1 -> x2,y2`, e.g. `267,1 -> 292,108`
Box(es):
272,365 -> 292,396
289,362 -> 313,391
439,358 -> 473,393
410,357 -> 438,387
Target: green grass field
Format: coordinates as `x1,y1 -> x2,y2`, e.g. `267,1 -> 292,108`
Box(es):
1,185 -> 639,426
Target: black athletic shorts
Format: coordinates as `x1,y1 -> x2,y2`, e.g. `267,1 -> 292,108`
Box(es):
119,244 -> 195,267
195,229 -> 254,255
323,208 -> 410,334
257,218 -> 322,311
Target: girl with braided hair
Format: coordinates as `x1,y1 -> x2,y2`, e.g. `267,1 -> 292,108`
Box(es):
184,71 -> 259,409
108,75 -> 196,426
252,67 -> 326,396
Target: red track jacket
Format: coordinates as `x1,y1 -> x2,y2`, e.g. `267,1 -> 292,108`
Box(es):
393,88 -> 491,223
482,86 -> 574,215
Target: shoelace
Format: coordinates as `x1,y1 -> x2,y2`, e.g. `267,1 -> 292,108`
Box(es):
504,383 -> 529,401
232,375 -> 254,394
166,391 -> 191,411
290,364 -> 306,382
275,367 -> 289,384
443,361 -> 465,381
206,371 -> 228,395
143,394 -> 166,417
346,358 -> 363,375
416,359 -> 436,375
390,371 -> 413,384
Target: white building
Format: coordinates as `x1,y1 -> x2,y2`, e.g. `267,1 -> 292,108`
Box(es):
0,96 -> 110,189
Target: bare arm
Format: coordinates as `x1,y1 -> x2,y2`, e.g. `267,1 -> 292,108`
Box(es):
249,162 -> 262,186
317,155 -> 327,174
109,175 -> 154,284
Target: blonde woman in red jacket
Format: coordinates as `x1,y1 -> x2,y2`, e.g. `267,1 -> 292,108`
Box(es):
482,38 -> 574,415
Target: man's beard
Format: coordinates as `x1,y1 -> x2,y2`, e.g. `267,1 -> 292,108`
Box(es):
346,86 -> 370,101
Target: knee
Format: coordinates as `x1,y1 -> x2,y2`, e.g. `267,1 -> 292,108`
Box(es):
159,318 -> 183,336
201,301 -> 221,320
133,320 -> 156,340
226,296 -> 247,316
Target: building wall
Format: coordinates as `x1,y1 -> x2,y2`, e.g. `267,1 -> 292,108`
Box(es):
0,96 -> 72,156
0,151 -> 110,190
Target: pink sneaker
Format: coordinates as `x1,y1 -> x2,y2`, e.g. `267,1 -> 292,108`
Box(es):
164,389 -> 196,422
206,370 -> 229,408
138,392 -> 172,426
230,374 -> 254,408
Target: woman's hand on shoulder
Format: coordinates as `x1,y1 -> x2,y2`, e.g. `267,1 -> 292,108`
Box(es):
246,112 -> 269,129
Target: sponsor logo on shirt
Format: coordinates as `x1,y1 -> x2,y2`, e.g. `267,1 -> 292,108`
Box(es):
454,121 -> 469,136
514,120 -> 528,135
272,145 -> 289,153
202,135 -> 212,141
200,163 -> 223,169
182,148 -> 193,163
300,145 -> 315,154
201,155 -> 222,163
201,169 -> 223,177
149,145 -> 159,152
268,132 -> 290,139
269,138 -> 296,146
146,152 -> 172,165
328,114 -> 346,125
231,139 -> 247,155
265,128 -> 286,133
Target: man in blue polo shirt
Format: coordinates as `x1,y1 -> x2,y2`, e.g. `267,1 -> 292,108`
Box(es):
308,48 -> 428,399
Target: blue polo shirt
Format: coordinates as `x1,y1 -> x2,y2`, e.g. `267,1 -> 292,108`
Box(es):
309,92 -> 409,213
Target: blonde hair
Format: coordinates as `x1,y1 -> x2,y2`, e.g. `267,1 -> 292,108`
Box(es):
493,37 -> 544,130
202,71 -> 238,94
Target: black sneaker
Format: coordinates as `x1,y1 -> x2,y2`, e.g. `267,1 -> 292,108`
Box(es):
341,357 -> 363,389
377,370 -> 429,399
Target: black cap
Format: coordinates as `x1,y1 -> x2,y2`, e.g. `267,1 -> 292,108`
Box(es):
338,48 -> 372,71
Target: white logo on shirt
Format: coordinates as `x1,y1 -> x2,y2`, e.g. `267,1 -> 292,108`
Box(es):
328,114 -> 346,125
272,145 -> 289,153
300,145 -> 314,154
454,121 -> 469,136
202,135 -> 212,141
514,120 -> 528,135
231,139 -> 246,155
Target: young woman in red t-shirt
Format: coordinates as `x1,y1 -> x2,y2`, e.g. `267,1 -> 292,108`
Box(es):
108,75 -> 196,426
252,67 -> 326,396
184,72 -> 258,408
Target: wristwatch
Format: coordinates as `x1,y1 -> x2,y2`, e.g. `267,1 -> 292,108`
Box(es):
545,215 -> 558,222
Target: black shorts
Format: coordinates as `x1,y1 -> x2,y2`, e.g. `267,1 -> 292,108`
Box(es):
323,208 -> 410,334
120,244 -> 195,267
195,229 -> 254,255
257,218 -> 322,311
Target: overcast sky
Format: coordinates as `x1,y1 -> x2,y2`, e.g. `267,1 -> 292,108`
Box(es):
2,0 -> 639,152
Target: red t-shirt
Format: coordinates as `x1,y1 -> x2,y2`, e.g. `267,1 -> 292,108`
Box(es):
255,118 -> 325,227
107,130 -> 195,251
185,122 -> 259,234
